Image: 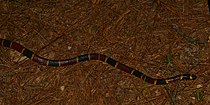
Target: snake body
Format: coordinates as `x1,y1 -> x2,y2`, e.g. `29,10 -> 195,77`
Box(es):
0,39 -> 196,85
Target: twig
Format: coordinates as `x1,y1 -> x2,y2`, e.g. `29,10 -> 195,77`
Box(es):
172,24 -> 198,44
208,0 -> 210,14
164,85 -> 176,105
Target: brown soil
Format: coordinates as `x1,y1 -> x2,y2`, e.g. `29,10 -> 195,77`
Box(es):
0,0 -> 209,105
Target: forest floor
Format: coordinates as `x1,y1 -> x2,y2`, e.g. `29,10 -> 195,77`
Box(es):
0,0 -> 209,105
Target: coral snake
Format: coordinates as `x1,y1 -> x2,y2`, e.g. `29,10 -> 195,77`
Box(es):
0,38 -> 197,85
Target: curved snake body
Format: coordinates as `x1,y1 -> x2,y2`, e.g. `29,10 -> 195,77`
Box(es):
0,39 -> 196,85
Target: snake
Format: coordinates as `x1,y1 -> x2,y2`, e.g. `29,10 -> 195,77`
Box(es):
0,38 -> 197,85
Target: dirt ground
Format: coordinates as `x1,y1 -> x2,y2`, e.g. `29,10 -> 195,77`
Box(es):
0,0 -> 209,105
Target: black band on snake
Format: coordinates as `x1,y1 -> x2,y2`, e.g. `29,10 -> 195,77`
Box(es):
0,39 -> 197,85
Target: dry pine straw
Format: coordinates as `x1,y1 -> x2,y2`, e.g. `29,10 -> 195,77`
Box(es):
0,0 -> 209,105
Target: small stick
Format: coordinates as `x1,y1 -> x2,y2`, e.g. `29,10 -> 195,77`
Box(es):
208,0 -> 210,14
172,24 -> 198,44
164,85 -> 176,105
